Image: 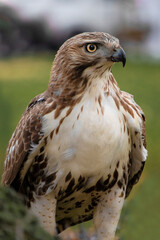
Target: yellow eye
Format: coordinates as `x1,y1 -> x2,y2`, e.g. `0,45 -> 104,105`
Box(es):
86,43 -> 97,53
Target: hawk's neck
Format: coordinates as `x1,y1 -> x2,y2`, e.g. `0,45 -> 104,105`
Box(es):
48,66 -> 120,108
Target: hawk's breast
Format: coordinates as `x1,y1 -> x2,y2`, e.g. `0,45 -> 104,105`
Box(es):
41,93 -> 131,230
43,93 -> 130,180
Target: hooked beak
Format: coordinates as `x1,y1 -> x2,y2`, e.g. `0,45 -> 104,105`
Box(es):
109,47 -> 126,67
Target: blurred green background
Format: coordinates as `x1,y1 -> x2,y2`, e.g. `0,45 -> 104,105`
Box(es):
0,53 -> 160,239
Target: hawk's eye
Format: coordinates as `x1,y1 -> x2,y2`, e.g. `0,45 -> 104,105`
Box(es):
86,43 -> 97,53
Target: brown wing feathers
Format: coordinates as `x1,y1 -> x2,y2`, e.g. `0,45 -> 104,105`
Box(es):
1,97 -> 45,186
126,112 -> 146,198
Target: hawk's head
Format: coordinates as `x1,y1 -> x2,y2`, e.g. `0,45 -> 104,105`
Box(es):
50,32 -> 126,104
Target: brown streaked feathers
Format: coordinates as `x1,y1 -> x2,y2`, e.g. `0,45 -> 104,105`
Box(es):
2,32 -> 147,238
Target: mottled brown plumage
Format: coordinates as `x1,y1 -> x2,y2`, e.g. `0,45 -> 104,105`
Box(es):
2,32 -> 147,240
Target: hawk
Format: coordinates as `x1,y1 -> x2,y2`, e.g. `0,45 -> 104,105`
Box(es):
2,32 -> 147,240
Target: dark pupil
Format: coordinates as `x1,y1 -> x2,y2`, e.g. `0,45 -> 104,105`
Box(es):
89,44 -> 95,51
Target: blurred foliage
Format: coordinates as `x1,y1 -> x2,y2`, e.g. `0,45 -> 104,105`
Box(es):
0,54 -> 160,239
0,5 -> 57,57
0,186 -> 58,240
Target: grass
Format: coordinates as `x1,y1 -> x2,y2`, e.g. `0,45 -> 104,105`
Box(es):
0,53 -> 160,239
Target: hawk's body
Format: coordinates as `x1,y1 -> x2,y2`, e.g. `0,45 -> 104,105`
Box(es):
2,32 -> 147,239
